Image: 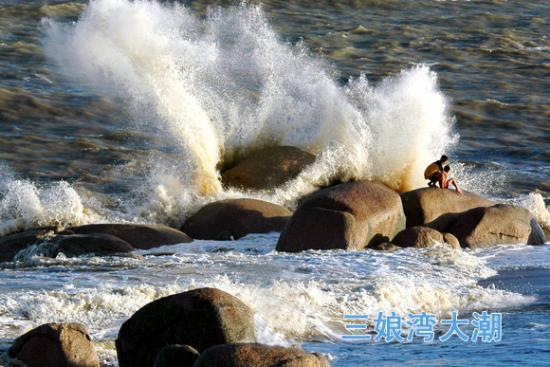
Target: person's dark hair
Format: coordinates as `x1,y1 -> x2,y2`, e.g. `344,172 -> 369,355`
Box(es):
444,165 -> 450,172
440,155 -> 448,163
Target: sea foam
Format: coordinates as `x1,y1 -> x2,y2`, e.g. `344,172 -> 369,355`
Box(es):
0,239 -> 538,364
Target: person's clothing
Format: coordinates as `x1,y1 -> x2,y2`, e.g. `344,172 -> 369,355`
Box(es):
424,160 -> 444,180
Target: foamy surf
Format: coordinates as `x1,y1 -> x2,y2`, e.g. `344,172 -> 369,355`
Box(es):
0,234 -> 541,365
0,179 -> 101,236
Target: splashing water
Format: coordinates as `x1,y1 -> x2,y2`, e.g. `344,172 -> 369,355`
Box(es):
517,193 -> 550,235
42,0 -> 456,210
0,179 -> 101,236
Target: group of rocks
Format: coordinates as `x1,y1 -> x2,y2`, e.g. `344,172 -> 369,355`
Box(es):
0,146 -> 546,262
1,182 -> 546,263
0,223 -> 193,262
190,180 -> 545,252
7,288 -> 329,367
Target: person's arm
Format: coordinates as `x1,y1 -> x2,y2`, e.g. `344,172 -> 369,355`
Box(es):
449,179 -> 463,194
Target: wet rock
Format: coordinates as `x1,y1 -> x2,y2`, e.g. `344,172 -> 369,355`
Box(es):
392,226 -> 442,248
0,227 -> 56,262
194,343 -> 329,367
221,146 -> 316,190
443,232 -> 461,249
369,242 -> 399,251
351,25 -> 369,34
401,188 -> 493,228
116,287 -> 256,367
447,204 -> 546,248
53,233 -> 135,257
392,226 -> 460,250
277,181 -> 405,252
182,199 -> 291,240
154,344 -> 199,367
61,223 -> 192,249
8,323 -> 100,367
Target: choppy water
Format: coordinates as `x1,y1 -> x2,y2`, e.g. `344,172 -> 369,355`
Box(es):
0,0 -> 549,366
1,236 -> 549,366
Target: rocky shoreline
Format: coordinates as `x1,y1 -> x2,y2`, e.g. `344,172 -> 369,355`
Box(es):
1,184 -> 545,262
7,289 -> 329,367
1,147 -> 547,367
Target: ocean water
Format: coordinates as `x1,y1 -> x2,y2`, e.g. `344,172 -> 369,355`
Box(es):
0,0 -> 549,366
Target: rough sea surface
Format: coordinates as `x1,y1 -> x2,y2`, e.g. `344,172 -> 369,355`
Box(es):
0,0 -> 549,366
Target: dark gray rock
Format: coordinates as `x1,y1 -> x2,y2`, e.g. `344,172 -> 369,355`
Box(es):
61,223 -> 192,249
154,344 -> 199,367
53,233 -> 135,257
8,323 -> 100,367
0,227 -> 56,262
116,288 -> 256,367
182,199 -> 290,240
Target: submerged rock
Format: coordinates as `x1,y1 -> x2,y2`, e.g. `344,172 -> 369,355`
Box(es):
221,146 -> 316,190
194,343 -> 329,367
61,223 -> 192,249
182,198 -> 291,240
351,25 -> 369,34
369,242 -> 400,251
392,226 -> 460,250
8,323 -> 100,367
0,227 -> 56,262
447,204 -> 546,248
277,181 -> 405,252
401,188 -> 493,228
154,344 -> 199,367
116,287 -> 256,367
53,233 -> 135,257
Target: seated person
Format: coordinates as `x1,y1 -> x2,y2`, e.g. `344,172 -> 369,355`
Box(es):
424,155 -> 448,187
439,165 -> 462,194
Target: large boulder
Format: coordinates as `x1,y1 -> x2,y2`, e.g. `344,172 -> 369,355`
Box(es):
221,146 -> 316,190
182,199 -> 291,240
8,323 -> 100,367
194,343 -> 329,367
154,344 -> 199,367
401,188 -> 493,228
116,288 -> 256,367
447,204 -> 546,248
0,227 -> 56,262
61,223 -> 192,249
277,181 -> 405,252
53,233 -> 135,257
391,226 -> 460,250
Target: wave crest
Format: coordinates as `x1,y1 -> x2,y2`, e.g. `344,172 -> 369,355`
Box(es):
43,0 -> 456,210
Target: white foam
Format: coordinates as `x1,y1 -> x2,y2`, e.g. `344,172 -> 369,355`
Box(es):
0,179 -> 101,236
0,241 -> 536,357
519,192 -> 550,235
